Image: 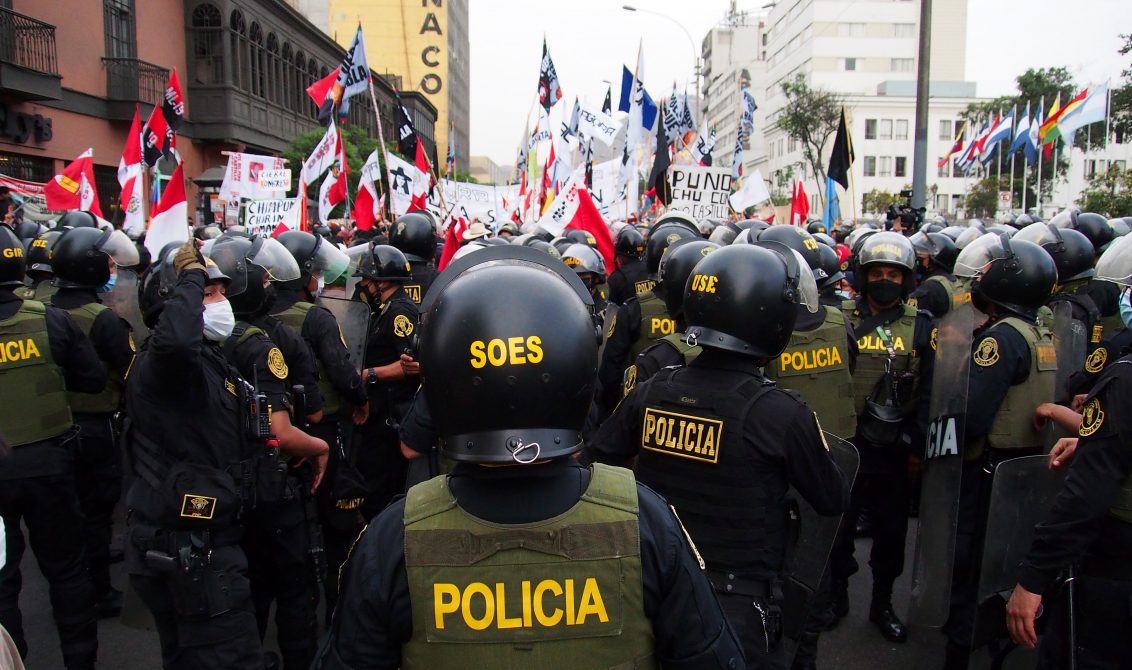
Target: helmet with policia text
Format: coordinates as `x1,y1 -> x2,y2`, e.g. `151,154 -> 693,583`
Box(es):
658,239 -> 720,317
1014,222 -> 1095,282
275,230 -> 350,290
909,231 -> 958,272
496,221 -> 521,237
683,242 -> 819,359
419,244 -> 599,464
646,223 -> 699,279
349,243 -> 412,282
0,226 -> 25,289
650,210 -> 699,237
561,243 -> 607,277
955,233 -> 1056,320
614,226 -> 646,259
756,225 -> 827,282
854,231 -> 916,294
526,239 -> 561,259
206,236 -> 301,316
807,221 -> 827,235
390,212 -> 437,263
52,227 -> 140,289
25,230 -> 62,276
1095,234 -> 1132,289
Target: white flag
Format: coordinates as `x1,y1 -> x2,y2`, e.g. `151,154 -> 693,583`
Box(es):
729,170 -> 771,212
533,173 -> 582,236
386,152 -> 427,216
302,120 -> 339,182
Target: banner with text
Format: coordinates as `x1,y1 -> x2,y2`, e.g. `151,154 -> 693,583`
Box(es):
244,198 -> 301,237
668,166 -> 733,219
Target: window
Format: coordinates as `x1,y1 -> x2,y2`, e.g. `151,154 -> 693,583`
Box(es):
104,0 -> 136,59
249,23 -> 265,99
895,119 -> 909,140
938,159 -> 951,178
894,23 -> 915,38
879,156 -> 893,177
892,58 -> 914,72
935,193 -> 949,211
837,23 -> 865,37
879,119 -> 893,140
939,119 -> 953,141
863,156 -> 877,177
842,58 -> 857,71
229,10 -> 247,89
952,194 -> 965,211
1085,160 -> 1098,178
0,151 -> 53,183
190,4 -> 223,86
788,137 -> 798,152
865,119 -> 877,140
1113,160 -> 1127,171
895,156 -> 907,178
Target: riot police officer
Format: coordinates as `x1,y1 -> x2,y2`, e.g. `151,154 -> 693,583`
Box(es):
908,231 -> 961,318
20,229 -> 62,301
0,225 -> 104,670
351,243 -> 419,518
943,234 -> 1058,668
561,243 -> 609,316
389,212 -> 438,306
314,245 -> 745,669
606,226 -> 648,305
49,226 -> 140,617
589,244 -> 850,667
828,232 -> 933,643
1006,234 -> 1132,667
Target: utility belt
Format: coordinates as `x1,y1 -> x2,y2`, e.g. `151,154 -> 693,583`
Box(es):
707,570 -> 784,652
131,521 -> 245,621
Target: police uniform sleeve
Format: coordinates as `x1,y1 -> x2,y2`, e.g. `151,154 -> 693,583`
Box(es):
585,378 -> 646,466
314,498 -> 411,669
145,269 -> 208,378
308,305 -> 367,407
45,305 -> 107,394
90,307 -> 135,376
607,269 -> 629,306
276,323 -> 323,413
236,333 -> 289,410
760,390 -> 849,515
964,325 -> 1030,440
597,300 -> 638,410
1018,364 -> 1132,595
399,391 -> 437,456
910,279 -> 949,320
635,483 -> 745,668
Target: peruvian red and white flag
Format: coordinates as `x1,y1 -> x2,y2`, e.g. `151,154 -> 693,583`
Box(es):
45,149 -> 102,216
144,162 -> 189,257
318,126 -> 348,223
353,149 -> 383,231
118,105 -> 146,237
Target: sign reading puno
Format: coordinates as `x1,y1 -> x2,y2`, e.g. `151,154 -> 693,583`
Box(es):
667,166 -> 733,219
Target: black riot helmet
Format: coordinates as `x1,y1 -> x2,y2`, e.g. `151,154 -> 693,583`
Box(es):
854,231 -> 916,293
955,234 -> 1056,320
645,223 -> 698,279
1073,212 -> 1115,253
1014,222 -> 1095,282
25,230 -> 62,276
806,221 -> 827,235
756,225 -> 827,282
349,243 -> 412,282
526,239 -> 561,259
614,226 -> 646,259
658,239 -> 719,317
390,212 -> 437,263
51,227 -> 140,289
564,228 -> 599,249
56,210 -> 101,229
816,243 -> 846,290
813,232 -> 837,248
14,221 -> 42,243
650,211 -> 700,236
683,243 -> 819,359
276,230 -> 350,291
496,221 -> 521,237
909,231 -> 958,272
550,236 -> 574,256
419,245 -> 599,464
205,236 -> 301,316
0,226 -> 25,289
1109,217 -> 1130,238
708,222 -> 741,246
561,243 -> 607,277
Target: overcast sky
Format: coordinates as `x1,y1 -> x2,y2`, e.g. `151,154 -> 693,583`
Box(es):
468,0 -> 1130,166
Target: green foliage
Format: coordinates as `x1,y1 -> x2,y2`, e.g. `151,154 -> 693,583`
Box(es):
861,189 -> 899,215
1112,34 -> 1132,145
1078,166 -> 1132,215
777,75 -> 843,207
283,124 -> 389,219
965,176 -> 1013,218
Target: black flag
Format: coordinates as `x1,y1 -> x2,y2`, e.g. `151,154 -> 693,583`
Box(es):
648,125 -> 672,206
827,107 -> 855,190
602,85 -> 612,115
584,138 -> 594,189
538,39 -> 563,112
395,92 -> 418,159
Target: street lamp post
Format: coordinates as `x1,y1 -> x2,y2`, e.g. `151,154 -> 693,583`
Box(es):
622,5 -> 702,127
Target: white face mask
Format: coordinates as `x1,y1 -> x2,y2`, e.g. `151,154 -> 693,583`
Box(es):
314,275 -> 326,298
202,299 -> 236,342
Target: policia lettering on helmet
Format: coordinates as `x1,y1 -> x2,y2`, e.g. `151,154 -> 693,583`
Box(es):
273,230 -> 369,616
0,226 -> 105,669
205,235 -> 331,670
390,212 -> 439,306
941,234 -> 1058,669
48,226 -> 140,619
314,245 -> 744,669
126,240 -> 327,670
607,226 -> 649,305
1005,234 -> 1132,667
828,232 -> 934,643
908,231 -> 962,319
588,243 -> 850,668
352,243 -> 420,518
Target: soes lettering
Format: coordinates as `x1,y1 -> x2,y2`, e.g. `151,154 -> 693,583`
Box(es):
469,336 -> 544,368
433,578 -> 609,630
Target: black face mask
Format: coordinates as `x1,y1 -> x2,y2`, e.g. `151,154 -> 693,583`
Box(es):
867,279 -> 903,307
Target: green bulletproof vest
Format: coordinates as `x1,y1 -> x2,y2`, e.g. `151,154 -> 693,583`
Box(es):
0,300 -> 73,446
629,291 -> 676,360
64,302 -> 124,414
660,332 -> 700,363
924,274 -> 970,312
977,317 -> 1057,454
272,302 -> 342,416
765,306 -> 857,439
402,464 -> 657,670
843,300 -> 919,417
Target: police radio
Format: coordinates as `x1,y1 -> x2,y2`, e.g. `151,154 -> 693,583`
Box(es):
248,365 -> 272,440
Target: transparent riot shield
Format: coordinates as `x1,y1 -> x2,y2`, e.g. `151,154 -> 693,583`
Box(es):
101,269 -> 148,341
1052,300 -> 1086,404
317,296 -> 370,369
973,454 -> 1062,646
908,301 -> 975,627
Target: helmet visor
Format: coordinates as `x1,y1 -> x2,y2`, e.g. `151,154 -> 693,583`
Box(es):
908,231 -> 931,255
345,242 -> 371,277
309,237 -> 350,283
792,249 -> 821,314
247,237 -> 301,283
954,226 -> 985,250
1013,222 -> 1060,247
1095,234 -> 1132,288
954,233 -> 1010,279
97,229 -> 141,267
1049,208 -> 1077,229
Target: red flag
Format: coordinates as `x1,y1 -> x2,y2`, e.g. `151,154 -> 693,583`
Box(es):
45,149 -> 102,216
436,216 -> 468,271
411,137 -> 432,211
271,222 -> 290,238
326,125 -> 348,206
790,181 -> 810,226
414,138 -> 431,177
142,105 -> 169,167
144,162 -> 188,257
565,188 -> 616,273
162,68 -> 185,146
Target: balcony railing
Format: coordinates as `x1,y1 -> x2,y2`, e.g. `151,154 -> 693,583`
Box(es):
0,7 -> 58,75
103,57 -> 168,104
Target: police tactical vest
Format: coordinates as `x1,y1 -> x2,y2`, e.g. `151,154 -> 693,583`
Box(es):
272,301 -> 342,416
659,333 -> 700,364
635,366 -> 783,576
629,291 -> 676,361
925,274 -> 965,311
978,317 -> 1057,453
0,300 -> 72,446
401,464 -> 656,670
843,300 -> 919,417
1100,361 -> 1132,523
764,307 -> 857,439
64,302 -> 123,414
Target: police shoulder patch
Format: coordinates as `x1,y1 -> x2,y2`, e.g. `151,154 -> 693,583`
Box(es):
393,314 -> 414,338
1079,397 -> 1105,437
623,365 -> 637,397
267,347 -> 288,379
973,336 -> 999,367
605,312 -> 617,339
930,327 -> 938,351
1085,347 -> 1108,374
128,332 -> 136,352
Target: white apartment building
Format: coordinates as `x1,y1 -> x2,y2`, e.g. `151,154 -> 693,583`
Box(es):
700,8 -> 769,177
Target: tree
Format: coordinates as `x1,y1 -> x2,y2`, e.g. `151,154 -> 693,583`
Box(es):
283,123 -> 387,218
776,75 -> 843,208
861,189 -> 899,215
965,176 -> 1011,218
1078,165 -> 1132,215
1112,34 -> 1132,145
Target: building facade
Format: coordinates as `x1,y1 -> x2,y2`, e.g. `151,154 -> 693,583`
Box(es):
700,8 -> 768,180
468,154 -> 508,185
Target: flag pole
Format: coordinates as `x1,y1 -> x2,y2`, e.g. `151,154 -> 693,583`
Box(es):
366,77 -> 393,222
1036,96 -> 1044,218
1105,84 -> 1112,150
